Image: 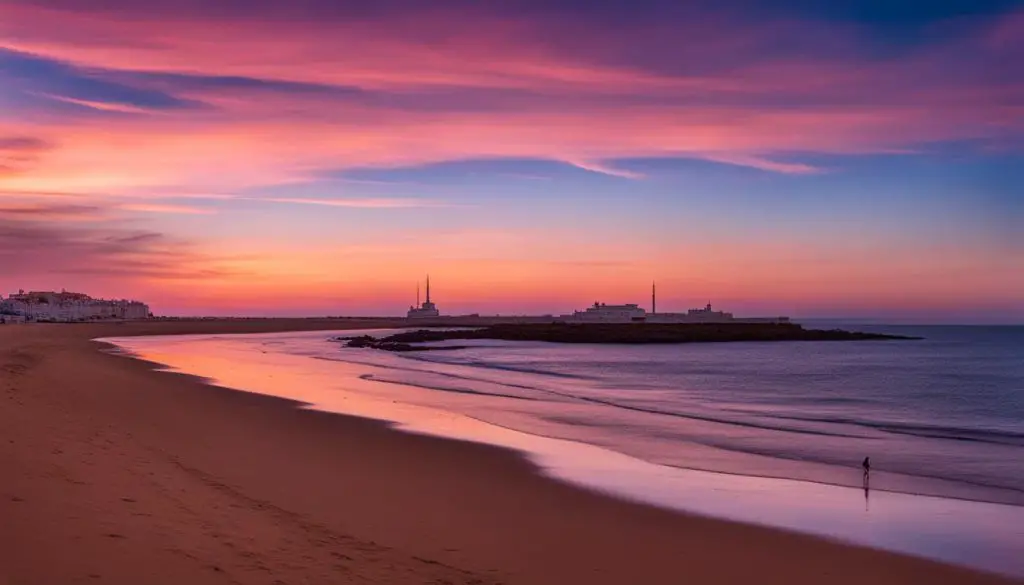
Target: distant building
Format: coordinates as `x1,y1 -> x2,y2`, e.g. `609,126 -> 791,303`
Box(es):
568,302 -> 648,322
0,290 -> 151,322
559,284 -> 789,324
647,302 -> 736,323
407,276 -> 440,319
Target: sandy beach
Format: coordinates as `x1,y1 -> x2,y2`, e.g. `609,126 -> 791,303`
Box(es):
1,320 -> 1016,585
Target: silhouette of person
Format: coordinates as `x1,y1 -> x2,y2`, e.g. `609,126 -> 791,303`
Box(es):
862,456 -> 871,509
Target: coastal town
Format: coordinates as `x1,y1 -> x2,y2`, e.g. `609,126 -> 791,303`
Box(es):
2,278 -> 790,325
0,290 -> 151,323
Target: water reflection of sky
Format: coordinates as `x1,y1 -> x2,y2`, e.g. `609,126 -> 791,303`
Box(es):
102,330 -> 1024,578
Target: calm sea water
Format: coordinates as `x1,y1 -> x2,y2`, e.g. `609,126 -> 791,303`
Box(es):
321,324 -> 1024,505
105,324 -> 1024,575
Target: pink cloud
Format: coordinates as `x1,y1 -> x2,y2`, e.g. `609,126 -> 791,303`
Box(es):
0,2 -> 1019,185
30,92 -> 162,114
697,154 -> 822,175
117,202 -> 216,215
562,160 -> 646,179
257,197 -> 450,209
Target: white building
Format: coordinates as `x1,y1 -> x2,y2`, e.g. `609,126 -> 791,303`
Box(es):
564,302 -> 648,322
407,276 -> 440,319
0,290 -> 151,322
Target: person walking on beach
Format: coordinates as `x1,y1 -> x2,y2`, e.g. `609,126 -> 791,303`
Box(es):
862,456 -> 871,480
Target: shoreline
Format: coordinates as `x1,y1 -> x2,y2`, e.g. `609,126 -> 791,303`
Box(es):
2,321 -> 1019,584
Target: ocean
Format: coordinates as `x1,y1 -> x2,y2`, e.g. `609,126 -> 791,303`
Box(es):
105,324 -> 1024,576
350,324 -> 1024,504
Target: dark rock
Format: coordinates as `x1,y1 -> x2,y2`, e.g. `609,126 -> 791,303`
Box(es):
340,323 -> 917,352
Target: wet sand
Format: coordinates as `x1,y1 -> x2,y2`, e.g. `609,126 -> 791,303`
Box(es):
1,320 -> 1016,584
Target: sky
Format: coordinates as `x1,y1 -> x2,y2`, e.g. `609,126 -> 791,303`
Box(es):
1,0 -> 1022,321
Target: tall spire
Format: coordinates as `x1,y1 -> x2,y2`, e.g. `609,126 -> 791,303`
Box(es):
416,282 -> 420,307
652,281 -> 656,315
426,274 -> 431,304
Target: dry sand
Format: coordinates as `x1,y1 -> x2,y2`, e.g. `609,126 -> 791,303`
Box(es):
0,320 -> 1016,584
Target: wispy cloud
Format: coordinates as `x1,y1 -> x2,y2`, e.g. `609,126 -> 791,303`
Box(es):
0,136 -> 52,152
259,196 -> 449,209
117,202 -> 216,215
0,203 -> 103,221
0,135 -> 54,175
563,159 -> 645,179
699,154 -> 822,175
30,92 -> 161,114
1,189 -> 428,213
0,47 -> 205,114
